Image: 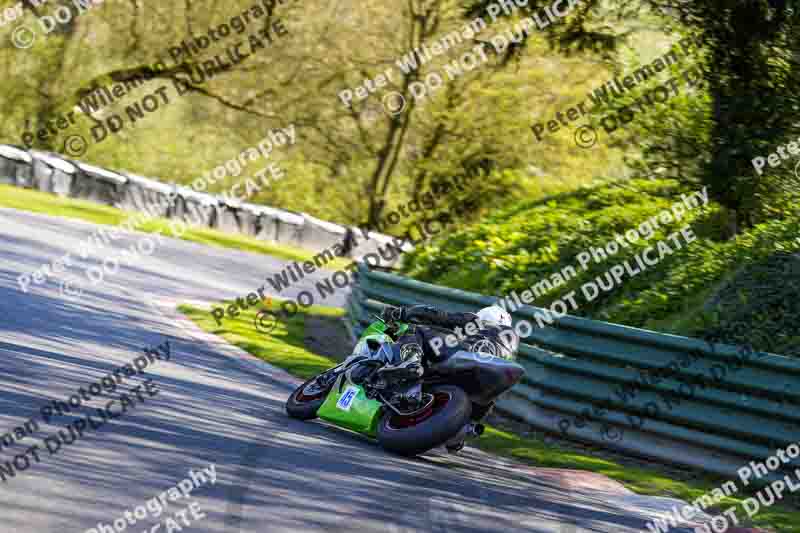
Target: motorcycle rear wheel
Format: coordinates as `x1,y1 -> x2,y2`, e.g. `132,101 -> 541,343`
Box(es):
377,385 -> 471,456
286,375 -> 333,420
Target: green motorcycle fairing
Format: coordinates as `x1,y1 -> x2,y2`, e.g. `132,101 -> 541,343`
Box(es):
317,374 -> 383,437
360,319 -> 408,339
316,320 -> 409,437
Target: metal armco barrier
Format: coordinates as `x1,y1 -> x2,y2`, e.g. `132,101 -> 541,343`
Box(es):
347,264 -> 800,484
0,145 -> 398,263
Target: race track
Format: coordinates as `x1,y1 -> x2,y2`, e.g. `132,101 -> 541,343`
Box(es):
0,209 -> 697,533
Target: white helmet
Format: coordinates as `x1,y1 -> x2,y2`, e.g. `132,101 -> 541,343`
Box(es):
476,305 -> 512,327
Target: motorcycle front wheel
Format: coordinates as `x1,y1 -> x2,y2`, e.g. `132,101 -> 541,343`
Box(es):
376,385 -> 471,456
286,374 -> 333,420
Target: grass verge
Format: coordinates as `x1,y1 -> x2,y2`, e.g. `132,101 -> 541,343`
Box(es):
475,427 -> 798,533
178,298 -> 343,380
179,299 -> 798,533
0,184 -> 353,270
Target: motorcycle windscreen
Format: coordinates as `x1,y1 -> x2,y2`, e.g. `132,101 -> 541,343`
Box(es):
317,377 -> 383,437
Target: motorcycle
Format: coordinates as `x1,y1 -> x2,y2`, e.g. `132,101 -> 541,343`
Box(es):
285,314 -> 525,456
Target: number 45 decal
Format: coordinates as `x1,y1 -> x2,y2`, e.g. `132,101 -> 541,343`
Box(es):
336,386 -> 359,411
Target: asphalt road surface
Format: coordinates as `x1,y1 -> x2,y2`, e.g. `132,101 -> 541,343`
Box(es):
0,209 -> 702,533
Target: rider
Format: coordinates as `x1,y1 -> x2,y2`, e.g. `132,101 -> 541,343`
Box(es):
376,304 -> 519,449
380,304 -> 519,365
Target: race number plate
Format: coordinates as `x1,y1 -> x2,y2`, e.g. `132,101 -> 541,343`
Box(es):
336,386 -> 359,411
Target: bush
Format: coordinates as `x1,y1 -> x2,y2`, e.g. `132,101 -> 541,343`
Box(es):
401,177 -> 800,354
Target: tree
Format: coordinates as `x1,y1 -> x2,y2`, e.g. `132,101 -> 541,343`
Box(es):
0,0 -> 625,231
466,0 -> 800,236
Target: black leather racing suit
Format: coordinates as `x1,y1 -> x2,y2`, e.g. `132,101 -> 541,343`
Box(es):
382,304 -> 519,365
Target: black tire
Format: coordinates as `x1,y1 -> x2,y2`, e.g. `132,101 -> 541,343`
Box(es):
377,385 -> 472,456
286,375 -> 332,420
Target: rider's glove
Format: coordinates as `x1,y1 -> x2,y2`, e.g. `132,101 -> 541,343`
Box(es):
380,305 -> 405,323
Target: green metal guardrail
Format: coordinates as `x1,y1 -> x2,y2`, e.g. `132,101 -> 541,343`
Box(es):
346,264 -> 800,483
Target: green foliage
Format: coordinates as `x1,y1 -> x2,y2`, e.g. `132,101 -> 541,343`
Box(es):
401,178 -> 800,354
3,0 -> 797,353
466,0 -> 800,233
403,177 -> 691,299
606,209 -> 800,330
0,0 -> 626,234
683,251 -> 800,357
